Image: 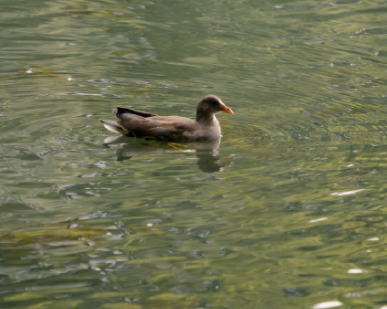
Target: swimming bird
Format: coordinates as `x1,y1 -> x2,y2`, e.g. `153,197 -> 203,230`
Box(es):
99,95 -> 233,142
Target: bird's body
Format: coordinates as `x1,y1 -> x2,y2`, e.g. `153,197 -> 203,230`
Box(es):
99,95 -> 233,142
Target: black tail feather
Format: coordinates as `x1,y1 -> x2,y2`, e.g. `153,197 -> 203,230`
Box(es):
113,107 -> 158,119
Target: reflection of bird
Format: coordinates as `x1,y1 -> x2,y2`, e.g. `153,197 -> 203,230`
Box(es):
99,95 -> 233,142
103,136 -> 233,173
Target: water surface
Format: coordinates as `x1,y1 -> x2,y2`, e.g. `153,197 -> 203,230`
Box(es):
1,0 -> 387,308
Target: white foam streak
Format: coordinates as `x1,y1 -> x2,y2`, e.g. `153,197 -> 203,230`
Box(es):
331,189 -> 364,196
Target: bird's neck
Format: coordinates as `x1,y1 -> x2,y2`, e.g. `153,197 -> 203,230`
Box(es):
196,106 -> 216,125
196,113 -> 216,125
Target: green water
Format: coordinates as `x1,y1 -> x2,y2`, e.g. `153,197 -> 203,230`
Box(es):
1,0 -> 387,308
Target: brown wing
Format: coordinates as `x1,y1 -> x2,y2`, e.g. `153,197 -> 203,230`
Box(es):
118,115 -> 196,141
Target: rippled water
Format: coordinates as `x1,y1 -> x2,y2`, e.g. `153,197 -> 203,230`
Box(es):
1,0 -> 387,308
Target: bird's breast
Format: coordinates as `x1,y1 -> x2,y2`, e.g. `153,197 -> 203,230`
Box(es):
188,118 -> 221,141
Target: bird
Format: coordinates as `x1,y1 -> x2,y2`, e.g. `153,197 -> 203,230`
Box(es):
99,95 -> 234,142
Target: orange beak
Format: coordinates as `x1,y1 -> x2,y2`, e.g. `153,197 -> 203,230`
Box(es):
220,103 -> 234,114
